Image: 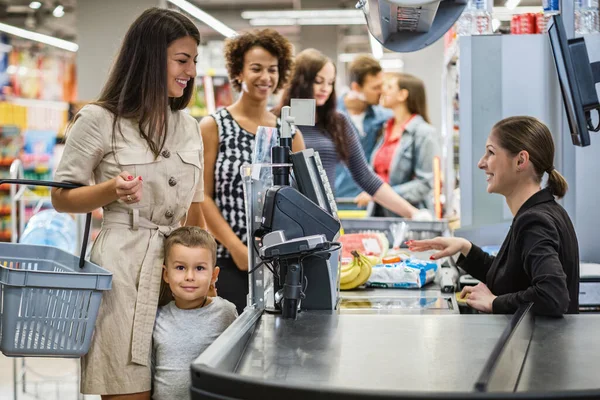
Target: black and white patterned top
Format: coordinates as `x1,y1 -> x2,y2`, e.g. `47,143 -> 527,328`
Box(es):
211,108 -> 280,259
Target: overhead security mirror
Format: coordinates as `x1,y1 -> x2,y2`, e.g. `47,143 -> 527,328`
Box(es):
357,0 -> 468,52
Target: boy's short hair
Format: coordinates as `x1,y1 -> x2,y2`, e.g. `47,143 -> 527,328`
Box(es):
164,227 -> 217,267
348,54 -> 383,86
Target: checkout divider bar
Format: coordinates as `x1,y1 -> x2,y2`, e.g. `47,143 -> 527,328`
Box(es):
474,302 -> 534,393
192,308 -> 262,371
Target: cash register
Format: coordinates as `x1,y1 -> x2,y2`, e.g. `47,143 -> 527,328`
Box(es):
247,100 -> 342,319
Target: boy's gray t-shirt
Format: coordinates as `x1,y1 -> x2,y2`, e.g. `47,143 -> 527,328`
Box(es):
152,296 -> 238,400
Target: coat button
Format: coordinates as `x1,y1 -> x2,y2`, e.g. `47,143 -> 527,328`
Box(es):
165,210 -> 174,218
161,150 -> 171,158
168,177 -> 177,187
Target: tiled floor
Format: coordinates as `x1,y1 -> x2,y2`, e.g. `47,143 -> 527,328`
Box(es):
0,355 -> 99,400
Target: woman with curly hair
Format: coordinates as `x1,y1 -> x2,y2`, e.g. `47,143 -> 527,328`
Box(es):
200,29 -> 304,313
276,48 -> 426,219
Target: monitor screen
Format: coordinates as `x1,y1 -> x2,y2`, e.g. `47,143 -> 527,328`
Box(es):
548,15 -> 592,147
290,149 -> 337,216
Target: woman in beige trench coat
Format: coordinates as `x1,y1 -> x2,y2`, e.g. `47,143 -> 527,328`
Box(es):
51,8 -> 204,400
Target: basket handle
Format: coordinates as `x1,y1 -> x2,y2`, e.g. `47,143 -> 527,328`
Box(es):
0,179 -> 91,269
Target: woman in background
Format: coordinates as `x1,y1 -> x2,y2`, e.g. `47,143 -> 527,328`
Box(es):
276,48 -> 430,220
200,29 -> 304,314
356,73 -> 439,214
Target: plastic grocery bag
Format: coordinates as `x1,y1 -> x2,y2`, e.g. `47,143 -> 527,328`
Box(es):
366,259 -> 438,289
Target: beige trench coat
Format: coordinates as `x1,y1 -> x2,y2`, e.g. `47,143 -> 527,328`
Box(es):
54,104 -> 204,395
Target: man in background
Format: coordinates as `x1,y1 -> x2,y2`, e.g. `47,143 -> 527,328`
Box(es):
335,55 -> 393,202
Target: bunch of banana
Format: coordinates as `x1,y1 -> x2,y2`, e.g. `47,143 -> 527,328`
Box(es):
339,251 -> 377,290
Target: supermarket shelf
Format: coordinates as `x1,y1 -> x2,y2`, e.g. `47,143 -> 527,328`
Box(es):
6,97 -> 70,111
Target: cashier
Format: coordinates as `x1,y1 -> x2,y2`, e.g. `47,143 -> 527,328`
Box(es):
408,116 -> 579,317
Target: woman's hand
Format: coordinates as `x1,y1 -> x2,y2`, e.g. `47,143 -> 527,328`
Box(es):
407,236 -> 472,260
354,192 -> 372,207
231,244 -> 249,272
115,171 -> 143,204
460,283 -> 497,313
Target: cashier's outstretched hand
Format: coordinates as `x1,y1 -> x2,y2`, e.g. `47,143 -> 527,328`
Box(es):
460,283 -> 497,313
407,237 -> 472,260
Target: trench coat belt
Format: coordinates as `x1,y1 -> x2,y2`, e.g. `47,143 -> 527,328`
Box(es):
102,209 -> 178,366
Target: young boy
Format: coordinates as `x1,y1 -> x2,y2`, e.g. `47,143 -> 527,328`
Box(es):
152,227 -> 238,400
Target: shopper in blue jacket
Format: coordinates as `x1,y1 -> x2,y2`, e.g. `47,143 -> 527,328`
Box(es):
335,55 -> 392,202
355,72 -> 439,213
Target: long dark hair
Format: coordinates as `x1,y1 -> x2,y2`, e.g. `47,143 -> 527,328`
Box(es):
276,48 -> 348,162
390,72 -> 430,123
94,7 -> 200,157
493,116 -> 568,198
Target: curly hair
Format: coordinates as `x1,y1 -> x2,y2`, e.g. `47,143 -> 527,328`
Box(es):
223,29 -> 294,94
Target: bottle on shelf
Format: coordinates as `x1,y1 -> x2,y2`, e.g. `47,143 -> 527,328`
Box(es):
575,0 -> 600,35
456,0 -> 493,36
543,0 -> 561,16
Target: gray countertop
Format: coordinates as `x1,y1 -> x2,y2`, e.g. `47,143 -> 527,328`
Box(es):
235,312 -> 509,392
517,315 -> 600,392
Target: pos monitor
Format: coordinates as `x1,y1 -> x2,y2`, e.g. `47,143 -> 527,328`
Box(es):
290,149 -> 338,217
548,14 -> 600,147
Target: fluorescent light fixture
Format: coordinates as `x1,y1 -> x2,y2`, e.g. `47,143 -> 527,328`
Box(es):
167,0 -> 237,38
242,9 -> 363,20
52,5 -> 64,18
338,53 -> 363,63
369,33 -> 383,60
29,1 -> 42,9
380,58 -> 404,70
249,17 -> 366,26
492,18 -> 501,32
0,22 -> 78,52
504,0 -> 521,10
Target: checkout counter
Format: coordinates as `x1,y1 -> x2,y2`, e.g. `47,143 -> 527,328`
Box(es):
190,149 -> 600,399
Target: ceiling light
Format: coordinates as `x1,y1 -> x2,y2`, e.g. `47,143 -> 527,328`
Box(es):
249,17 -> 366,26
338,53 -> 363,63
242,9 -> 363,20
29,1 -> 42,9
0,22 -> 78,52
52,5 -> 64,18
167,0 -> 237,38
380,58 -> 404,70
504,0 -> 521,10
249,18 -> 297,26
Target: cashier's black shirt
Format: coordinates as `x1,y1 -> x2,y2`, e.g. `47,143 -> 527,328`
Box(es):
458,188 -> 579,316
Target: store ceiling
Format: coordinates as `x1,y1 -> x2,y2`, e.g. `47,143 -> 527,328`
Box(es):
0,0 -> 543,46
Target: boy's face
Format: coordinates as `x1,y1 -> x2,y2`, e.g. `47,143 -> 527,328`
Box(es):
163,244 -> 219,309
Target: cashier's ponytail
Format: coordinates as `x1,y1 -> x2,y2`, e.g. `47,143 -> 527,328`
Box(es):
493,116 -> 568,199
546,168 -> 568,199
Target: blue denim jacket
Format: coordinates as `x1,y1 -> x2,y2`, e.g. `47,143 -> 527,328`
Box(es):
371,115 -> 439,214
335,95 -> 393,199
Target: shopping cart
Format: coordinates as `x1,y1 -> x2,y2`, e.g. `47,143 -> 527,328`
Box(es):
0,178 -> 112,358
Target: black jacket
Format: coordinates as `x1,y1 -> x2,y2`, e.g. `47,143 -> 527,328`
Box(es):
458,188 -> 579,316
